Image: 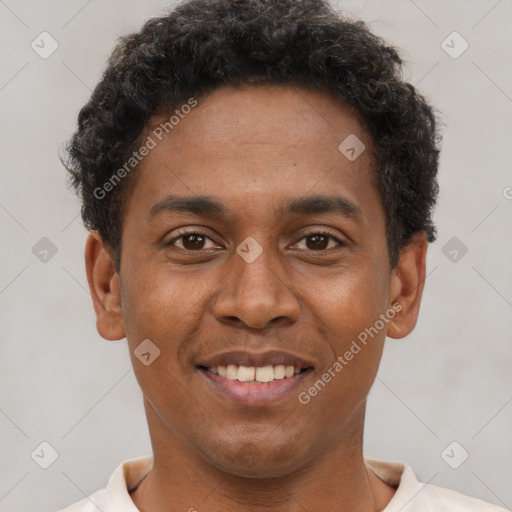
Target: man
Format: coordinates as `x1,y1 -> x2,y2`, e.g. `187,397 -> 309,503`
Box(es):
59,0 -> 508,510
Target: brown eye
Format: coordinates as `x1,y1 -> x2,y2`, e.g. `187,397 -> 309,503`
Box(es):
296,232 -> 345,251
180,234 -> 207,250
166,230 -> 218,251
305,234 -> 330,250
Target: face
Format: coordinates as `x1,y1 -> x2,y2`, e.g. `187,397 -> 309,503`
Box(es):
86,85 -> 427,478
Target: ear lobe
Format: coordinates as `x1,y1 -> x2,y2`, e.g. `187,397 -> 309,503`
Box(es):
84,231 -> 126,341
386,232 -> 428,339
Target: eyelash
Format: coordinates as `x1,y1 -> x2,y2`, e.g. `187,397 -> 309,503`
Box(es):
166,228 -> 346,252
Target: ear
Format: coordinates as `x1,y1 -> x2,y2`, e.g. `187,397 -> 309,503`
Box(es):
84,231 -> 126,341
386,232 -> 428,339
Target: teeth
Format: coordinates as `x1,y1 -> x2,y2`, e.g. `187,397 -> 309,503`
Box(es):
226,364 -> 238,380
237,366 -> 255,382
207,364 -> 305,383
274,365 -> 285,379
255,366 -> 274,382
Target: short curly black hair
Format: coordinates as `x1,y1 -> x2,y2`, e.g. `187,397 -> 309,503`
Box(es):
61,0 -> 440,271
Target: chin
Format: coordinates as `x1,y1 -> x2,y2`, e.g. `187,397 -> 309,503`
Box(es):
204,438 -> 309,479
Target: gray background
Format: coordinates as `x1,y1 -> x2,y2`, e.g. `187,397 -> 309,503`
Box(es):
0,0 -> 511,510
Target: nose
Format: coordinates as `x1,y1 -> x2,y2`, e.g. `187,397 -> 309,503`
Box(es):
212,243 -> 300,330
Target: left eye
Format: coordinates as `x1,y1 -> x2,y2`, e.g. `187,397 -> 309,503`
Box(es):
294,232 -> 345,251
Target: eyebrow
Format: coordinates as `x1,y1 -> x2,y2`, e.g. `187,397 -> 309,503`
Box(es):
148,194 -> 362,220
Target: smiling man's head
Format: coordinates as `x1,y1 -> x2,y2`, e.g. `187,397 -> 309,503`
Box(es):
62,0 -> 440,504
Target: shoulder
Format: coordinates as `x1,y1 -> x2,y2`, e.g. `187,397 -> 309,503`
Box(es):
54,456 -> 153,512
364,458 -> 510,512
415,483 -> 510,511
56,489 -> 107,512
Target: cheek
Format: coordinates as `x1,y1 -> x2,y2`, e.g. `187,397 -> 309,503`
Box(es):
302,262 -> 390,399
312,263 -> 389,340
118,264 -> 200,414
121,259 -> 180,329
119,259 -> 216,364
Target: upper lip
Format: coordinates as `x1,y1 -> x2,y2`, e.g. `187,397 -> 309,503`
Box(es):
197,350 -> 314,370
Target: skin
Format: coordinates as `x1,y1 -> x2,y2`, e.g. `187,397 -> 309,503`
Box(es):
85,85 -> 428,512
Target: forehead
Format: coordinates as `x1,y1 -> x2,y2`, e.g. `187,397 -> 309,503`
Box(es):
127,85 -> 379,222
147,85 -> 372,162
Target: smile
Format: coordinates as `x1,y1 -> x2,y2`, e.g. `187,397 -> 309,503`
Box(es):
197,366 -> 314,406
196,350 -> 315,405
204,364 -> 305,383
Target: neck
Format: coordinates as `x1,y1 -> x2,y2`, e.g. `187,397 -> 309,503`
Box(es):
131,401 -> 395,512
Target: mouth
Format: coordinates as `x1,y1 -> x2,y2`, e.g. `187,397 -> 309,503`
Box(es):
196,351 -> 314,406
198,363 -> 311,383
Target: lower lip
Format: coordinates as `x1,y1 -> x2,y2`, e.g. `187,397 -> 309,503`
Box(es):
198,368 -> 313,406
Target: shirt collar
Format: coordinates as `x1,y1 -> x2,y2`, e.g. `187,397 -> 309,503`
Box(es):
103,455 -> 420,511
104,455 -> 153,512
364,457 -> 425,511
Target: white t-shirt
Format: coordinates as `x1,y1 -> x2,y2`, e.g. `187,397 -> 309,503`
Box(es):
58,455 -> 510,512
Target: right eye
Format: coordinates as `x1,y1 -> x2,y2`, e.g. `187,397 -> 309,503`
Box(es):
165,229 -> 221,251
